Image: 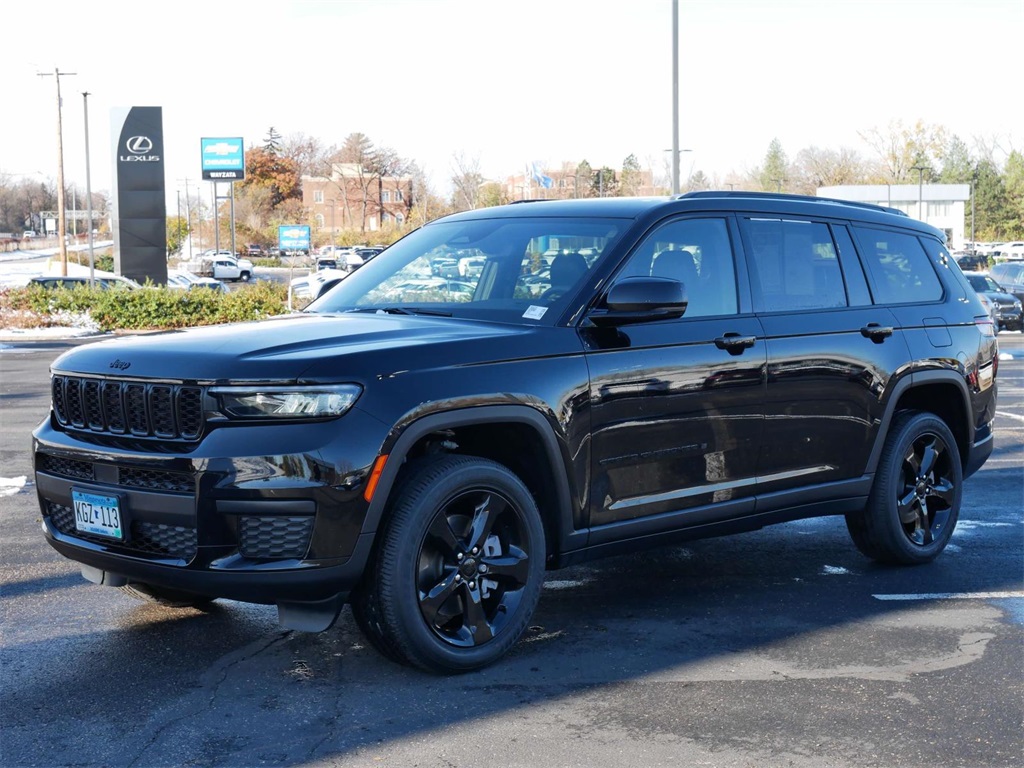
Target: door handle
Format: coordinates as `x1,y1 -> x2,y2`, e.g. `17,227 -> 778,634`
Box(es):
714,333 -> 757,355
860,323 -> 894,343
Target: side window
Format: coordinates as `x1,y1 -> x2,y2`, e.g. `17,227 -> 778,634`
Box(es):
853,226 -> 943,304
616,217 -> 738,317
741,218 -> 848,312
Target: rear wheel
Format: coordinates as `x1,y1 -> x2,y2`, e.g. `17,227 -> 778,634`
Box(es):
119,582 -> 216,608
352,455 -> 546,673
846,411 -> 962,564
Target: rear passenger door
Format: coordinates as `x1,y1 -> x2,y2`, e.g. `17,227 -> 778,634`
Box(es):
739,217 -> 909,495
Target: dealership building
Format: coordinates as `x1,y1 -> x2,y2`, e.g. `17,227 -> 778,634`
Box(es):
818,184 -> 971,249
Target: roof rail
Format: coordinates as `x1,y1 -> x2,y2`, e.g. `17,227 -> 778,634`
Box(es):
676,190 -> 908,217
508,198 -> 551,205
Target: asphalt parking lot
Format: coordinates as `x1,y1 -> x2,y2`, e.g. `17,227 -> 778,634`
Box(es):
0,334 -> 1021,768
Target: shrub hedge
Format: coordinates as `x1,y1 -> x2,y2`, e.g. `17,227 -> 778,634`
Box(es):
1,280 -> 291,333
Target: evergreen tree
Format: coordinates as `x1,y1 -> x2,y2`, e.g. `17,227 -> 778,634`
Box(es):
758,138 -> 789,192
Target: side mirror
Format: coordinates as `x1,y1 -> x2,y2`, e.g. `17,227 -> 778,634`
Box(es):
587,276 -> 688,326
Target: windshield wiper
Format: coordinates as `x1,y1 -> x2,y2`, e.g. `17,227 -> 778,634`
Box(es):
375,306 -> 453,317
340,306 -> 454,317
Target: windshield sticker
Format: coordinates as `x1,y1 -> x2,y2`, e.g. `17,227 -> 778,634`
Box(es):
523,305 -> 548,320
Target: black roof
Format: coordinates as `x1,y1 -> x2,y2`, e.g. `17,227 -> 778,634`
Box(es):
438,190 -> 945,240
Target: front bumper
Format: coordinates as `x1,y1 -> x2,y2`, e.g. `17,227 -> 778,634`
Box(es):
33,407 -> 386,606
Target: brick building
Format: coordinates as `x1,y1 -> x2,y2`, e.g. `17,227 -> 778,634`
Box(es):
302,163 -> 414,234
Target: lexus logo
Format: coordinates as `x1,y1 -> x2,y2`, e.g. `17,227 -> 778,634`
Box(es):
125,136 -> 154,154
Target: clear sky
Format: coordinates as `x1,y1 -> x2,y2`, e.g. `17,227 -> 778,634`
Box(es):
2,0 -> 1021,210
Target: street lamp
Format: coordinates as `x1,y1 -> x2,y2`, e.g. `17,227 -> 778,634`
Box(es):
912,165 -> 928,222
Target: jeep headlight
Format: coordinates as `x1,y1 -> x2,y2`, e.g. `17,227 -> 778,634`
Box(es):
213,384 -> 361,419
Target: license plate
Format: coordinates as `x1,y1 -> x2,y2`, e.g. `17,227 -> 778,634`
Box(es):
72,490 -> 124,540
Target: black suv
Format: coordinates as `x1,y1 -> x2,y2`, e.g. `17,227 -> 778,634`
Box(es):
33,192 -> 998,673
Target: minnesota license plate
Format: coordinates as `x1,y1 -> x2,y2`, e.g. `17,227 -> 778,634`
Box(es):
72,489 -> 124,540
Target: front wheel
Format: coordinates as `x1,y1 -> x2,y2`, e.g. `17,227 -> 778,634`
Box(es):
239,271 -> 251,282
846,411 -> 962,564
352,455 -> 546,673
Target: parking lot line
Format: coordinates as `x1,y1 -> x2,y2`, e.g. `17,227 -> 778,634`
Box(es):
873,591 -> 1024,600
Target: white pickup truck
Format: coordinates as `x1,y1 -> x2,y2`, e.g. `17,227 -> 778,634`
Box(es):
185,253 -> 254,282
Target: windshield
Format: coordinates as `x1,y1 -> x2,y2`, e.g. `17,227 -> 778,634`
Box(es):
306,216 -> 625,324
966,274 -> 1001,293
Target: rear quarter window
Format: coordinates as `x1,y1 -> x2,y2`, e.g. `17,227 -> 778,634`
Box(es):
852,226 -> 943,304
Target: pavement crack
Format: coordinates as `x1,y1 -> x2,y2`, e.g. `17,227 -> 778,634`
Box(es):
127,632 -> 292,767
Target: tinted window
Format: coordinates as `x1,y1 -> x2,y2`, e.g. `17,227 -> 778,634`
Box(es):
853,227 -> 943,304
742,218 -> 847,312
615,217 -> 738,317
309,217 -> 625,324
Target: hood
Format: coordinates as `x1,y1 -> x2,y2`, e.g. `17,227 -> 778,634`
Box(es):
984,290 -> 1020,306
50,312 -> 545,384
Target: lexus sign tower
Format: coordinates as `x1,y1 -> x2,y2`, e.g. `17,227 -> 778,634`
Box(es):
110,106 -> 167,284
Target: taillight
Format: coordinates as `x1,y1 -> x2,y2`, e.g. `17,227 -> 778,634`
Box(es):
975,315 -> 995,337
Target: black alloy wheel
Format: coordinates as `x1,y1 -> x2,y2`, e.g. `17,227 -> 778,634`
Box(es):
351,455 -> 546,673
416,486 -> 532,648
847,411 -> 962,564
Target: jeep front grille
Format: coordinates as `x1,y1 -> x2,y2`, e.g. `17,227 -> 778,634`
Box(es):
51,375 -> 204,441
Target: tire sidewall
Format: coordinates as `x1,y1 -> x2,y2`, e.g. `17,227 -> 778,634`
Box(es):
872,412 -> 962,564
380,457 -> 546,672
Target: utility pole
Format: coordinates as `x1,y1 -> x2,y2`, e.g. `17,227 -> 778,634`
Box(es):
82,91 -> 95,286
39,68 -> 77,276
177,178 -> 194,259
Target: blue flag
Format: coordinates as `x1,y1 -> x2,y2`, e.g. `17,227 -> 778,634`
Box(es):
530,161 -> 553,189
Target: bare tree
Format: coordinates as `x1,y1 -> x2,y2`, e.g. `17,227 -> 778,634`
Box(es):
450,152 -> 485,211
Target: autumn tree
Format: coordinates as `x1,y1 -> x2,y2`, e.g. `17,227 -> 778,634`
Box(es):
790,146 -> 868,195
859,119 -> 948,183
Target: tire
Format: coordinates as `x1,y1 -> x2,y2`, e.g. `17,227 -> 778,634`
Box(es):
119,582 -> 217,609
846,411 -> 962,565
239,271 -> 251,282
352,455 -> 546,673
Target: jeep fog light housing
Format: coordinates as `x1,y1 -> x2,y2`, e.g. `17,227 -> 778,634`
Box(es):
213,384 -> 361,419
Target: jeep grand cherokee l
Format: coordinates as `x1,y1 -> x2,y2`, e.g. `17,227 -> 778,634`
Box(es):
34,192 -> 998,673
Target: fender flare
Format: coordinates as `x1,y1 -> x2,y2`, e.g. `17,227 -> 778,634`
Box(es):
360,405 -> 580,552
864,369 -> 973,475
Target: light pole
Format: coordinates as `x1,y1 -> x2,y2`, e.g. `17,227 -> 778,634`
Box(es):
82,91 -> 95,286
327,198 -> 336,246
664,148 -> 693,193
912,165 -> 928,222
670,0 -> 680,195
38,68 -> 76,276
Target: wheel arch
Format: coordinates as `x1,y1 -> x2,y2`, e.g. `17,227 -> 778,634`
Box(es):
866,371 -> 973,476
362,405 -> 581,564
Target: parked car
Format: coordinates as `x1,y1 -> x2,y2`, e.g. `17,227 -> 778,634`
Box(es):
289,268 -> 349,307
962,271 -> 1023,331
989,261 -> 1024,298
245,244 -> 264,258
29,275 -> 141,290
167,269 -> 228,294
33,191 -> 997,673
